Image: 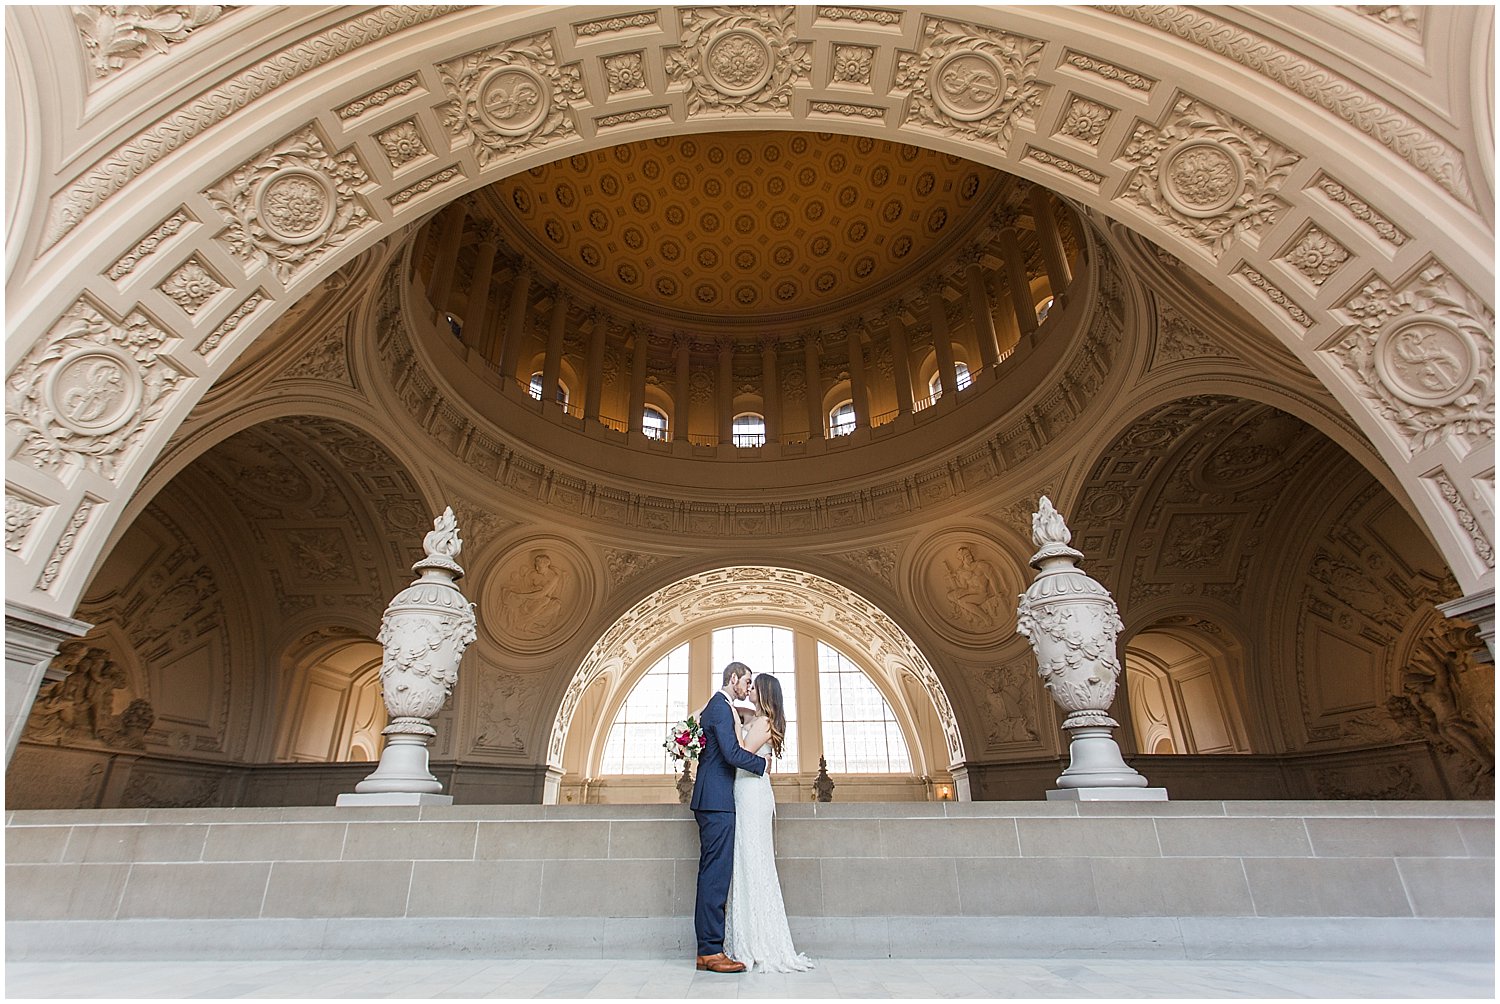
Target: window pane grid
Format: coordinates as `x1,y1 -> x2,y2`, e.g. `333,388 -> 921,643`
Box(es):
600,643 -> 689,774
817,641 -> 912,773
712,625 -> 797,773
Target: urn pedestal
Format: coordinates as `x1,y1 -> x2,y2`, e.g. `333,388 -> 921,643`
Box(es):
338,508 -> 476,807
1016,497 -> 1167,802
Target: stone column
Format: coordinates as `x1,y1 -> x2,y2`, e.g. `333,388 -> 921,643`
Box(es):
990,270 -> 1022,359
1029,185 -> 1073,307
628,326 -> 650,433
965,254 -> 1001,372
541,287 -> 569,406
803,333 -> 823,440
673,334 -> 692,442
583,309 -> 608,423
498,260 -> 531,388
717,338 -> 735,445
462,222 -> 499,351
997,215 -> 1040,337
5,603 -> 91,766
885,306 -> 915,416
759,336 -> 781,444
426,202 -> 467,312
1017,497 -> 1166,801
925,279 -> 958,398
846,325 -> 870,430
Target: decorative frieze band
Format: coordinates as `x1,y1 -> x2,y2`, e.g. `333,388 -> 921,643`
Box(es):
1060,48 -> 1155,93
1310,173 -> 1409,248
337,75 -> 422,121
1103,4 -> 1474,206
808,100 -> 885,120
389,166 -> 463,207
45,5 -> 462,249
594,105 -> 671,130
198,292 -> 265,357
1237,263 -> 1313,329
1431,470 -> 1494,568
573,10 -> 658,39
36,499 -> 95,592
107,211 -> 189,281
1025,146 -> 1103,186
815,7 -> 903,27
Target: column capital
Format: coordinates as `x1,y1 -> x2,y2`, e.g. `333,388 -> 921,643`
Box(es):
716,335 -> 736,356
920,276 -> 948,300
993,208 -> 1023,232
957,244 -> 986,271
672,332 -> 694,353
472,219 -> 500,246
758,334 -> 780,354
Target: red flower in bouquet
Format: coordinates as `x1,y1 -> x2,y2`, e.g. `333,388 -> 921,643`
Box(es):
664,715 -> 705,762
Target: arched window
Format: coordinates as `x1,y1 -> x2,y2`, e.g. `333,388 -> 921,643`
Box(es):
528,372 -> 569,405
642,404 -> 669,440
600,643 -> 690,774
927,361 -> 972,402
733,412 -> 767,447
712,625 -> 799,772
818,641 -> 912,772
1037,295 -> 1056,323
829,400 -> 856,437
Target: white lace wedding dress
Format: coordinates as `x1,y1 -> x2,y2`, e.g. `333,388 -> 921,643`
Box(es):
723,735 -> 815,973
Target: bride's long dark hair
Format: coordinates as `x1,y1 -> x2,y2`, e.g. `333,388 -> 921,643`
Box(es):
753,673 -> 787,758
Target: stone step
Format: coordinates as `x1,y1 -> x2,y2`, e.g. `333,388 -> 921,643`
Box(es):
6,801 -> 1493,961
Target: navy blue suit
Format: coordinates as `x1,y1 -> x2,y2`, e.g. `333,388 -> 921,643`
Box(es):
691,690 -> 767,956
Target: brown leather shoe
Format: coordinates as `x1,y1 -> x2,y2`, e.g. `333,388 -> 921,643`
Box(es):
695,952 -> 747,973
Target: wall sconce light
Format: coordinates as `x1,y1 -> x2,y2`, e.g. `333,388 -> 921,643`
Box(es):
935,783 -> 954,801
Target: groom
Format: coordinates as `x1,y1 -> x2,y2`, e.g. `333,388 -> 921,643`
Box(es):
690,661 -> 767,973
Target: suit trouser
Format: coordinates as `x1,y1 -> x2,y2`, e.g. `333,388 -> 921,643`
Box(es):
693,808 -> 736,956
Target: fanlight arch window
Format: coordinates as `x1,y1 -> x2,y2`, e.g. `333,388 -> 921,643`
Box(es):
642,404 -> 669,440
528,372 -> 570,405
598,623 -> 918,777
927,361 -> 972,402
1037,295 -> 1056,323
829,400 -> 856,438
733,412 -> 767,447
600,643 -> 690,774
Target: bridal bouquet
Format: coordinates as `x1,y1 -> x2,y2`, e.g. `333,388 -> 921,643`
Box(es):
664,715 -> 705,762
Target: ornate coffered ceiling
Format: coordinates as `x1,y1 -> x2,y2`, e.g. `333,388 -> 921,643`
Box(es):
484,131 -> 1003,321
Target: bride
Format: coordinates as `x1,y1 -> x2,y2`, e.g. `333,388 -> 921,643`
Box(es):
723,672 -> 815,973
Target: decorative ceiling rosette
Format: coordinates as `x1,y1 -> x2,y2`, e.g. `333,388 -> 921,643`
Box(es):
6,299 -> 185,480
438,32 -> 583,165
205,126 -> 371,285
1326,261 -> 1495,455
1119,96 -> 1299,259
893,18 -> 1045,150
665,6 -> 811,114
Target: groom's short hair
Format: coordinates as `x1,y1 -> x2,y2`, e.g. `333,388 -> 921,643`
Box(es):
722,661 -> 753,686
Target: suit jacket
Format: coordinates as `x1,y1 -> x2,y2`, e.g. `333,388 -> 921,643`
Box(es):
690,691 -> 766,812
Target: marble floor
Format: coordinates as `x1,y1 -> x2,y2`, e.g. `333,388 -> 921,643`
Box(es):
4,957 -> 1494,999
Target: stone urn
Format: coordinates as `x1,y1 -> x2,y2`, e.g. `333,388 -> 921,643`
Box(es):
1017,497 -> 1158,797
350,507 -> 477,800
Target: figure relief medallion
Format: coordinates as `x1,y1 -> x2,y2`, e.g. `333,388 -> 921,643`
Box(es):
909,530 -> 1022,644
479,536 -> 594,654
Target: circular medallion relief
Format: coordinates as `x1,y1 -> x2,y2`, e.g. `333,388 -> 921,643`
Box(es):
909,529 -> 1023,645
1374,318 -> 1478,407
1159,140 -> 1244,218
476,65 -> 550,136
479,537 -> 594,654
256,167 -> 337,245
45,347 -> 143,436
930,50 -> 1007,121
704,28 -> 774,96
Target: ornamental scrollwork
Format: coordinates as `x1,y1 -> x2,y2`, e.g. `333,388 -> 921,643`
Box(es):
6,299 -> 184,479
894,18 -> 1045,150
205,126 -> 371,284
1328,261 -> 1494,454
664,7 -> 811,115
437,33 -> 583,166
74,5 -> 228,79
1120,96 -> 1299,258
